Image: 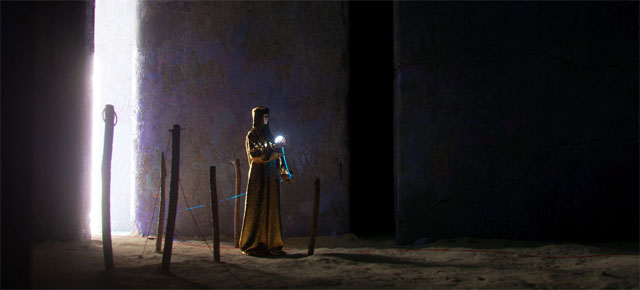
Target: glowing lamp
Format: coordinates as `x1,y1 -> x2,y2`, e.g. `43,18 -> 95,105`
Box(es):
275,135 -> 284,143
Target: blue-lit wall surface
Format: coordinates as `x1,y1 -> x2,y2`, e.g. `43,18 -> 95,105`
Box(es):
135,2 -> 350,239
394,2 -> 638,244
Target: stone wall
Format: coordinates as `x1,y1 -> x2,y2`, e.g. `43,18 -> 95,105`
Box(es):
136,1 -> 350,238
394,2 -> 638,244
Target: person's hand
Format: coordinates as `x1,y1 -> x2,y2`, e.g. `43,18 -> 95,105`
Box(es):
274,136 -> 286,148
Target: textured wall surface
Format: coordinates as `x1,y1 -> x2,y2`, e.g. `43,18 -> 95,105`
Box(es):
394,2 -> 638,244
136,1 -> 350,239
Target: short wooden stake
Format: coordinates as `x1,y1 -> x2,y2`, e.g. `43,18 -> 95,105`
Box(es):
155,152 -> 167,253
161,124 -> 181,271
210,166 -> 221,262
101,104 -> 116,270
234,159 -> 241,248
308,177 -> 320,256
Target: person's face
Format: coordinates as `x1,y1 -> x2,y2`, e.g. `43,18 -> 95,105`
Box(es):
263,113 -> 269,125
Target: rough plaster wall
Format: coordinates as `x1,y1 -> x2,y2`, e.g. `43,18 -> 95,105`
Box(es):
394,2 -> 638,244
136,1 -> 349,239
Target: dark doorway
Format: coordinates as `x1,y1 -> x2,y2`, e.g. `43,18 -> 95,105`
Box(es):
347,1 -> 395,239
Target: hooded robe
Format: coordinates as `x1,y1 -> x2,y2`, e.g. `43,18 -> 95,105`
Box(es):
239,107 -> 285,255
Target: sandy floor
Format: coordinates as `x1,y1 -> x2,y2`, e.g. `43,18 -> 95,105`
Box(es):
31,233 -> 639,289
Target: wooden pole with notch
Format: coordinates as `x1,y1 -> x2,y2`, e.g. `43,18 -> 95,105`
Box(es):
101,104 -> 116,270
308,178 -> 320,256
161,124 -> 180,271
210,166 -> 221,262
155,152 -> 167,252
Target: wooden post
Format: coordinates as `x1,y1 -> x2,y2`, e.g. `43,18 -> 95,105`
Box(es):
101,105 -> 116,270
210,166 -> 221,262
308,178 -> 320,256
161,124 -> 180,271
155,152 -> 167,253
234,159 -> 241,248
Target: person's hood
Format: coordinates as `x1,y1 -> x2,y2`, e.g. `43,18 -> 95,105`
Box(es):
252,106 -> 269,128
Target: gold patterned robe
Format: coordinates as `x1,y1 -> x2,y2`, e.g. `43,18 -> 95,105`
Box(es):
239,115 -> 284,255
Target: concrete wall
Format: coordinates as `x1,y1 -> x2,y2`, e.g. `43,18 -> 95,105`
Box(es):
135,1 -> 350,238
394,2 -> 638,244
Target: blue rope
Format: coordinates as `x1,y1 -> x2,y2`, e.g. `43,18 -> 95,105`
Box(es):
182,192 -> 246,211
221,192 -> 247,202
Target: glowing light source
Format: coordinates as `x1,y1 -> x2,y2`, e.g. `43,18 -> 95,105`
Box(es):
90,0 -> 138,235
275,136 -> 284,143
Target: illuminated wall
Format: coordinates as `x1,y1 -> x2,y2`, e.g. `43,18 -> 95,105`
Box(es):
91,0 -> 138,233
393,2 -> 639,244
135,2 -> 350,238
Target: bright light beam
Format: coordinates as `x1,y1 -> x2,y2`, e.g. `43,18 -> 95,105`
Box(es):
91,0 -> 138,235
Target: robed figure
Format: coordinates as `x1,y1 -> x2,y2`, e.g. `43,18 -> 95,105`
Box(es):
239,107 -> 287,256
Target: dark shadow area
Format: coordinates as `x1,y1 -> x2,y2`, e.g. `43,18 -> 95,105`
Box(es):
393,1 -> 639,245
163,271 -> 209,289
285,235 -> 639,257
197,261 -> 293,289
3,5 -> 93,287
347,0 -> 395,239
322,253 -> 440,268
320,253 -> 515,271
262,253 -> 308,260
569,241 -> 640,254
399,238 -> 640,254
103,265 -> 211,289
2,3 -> 35,288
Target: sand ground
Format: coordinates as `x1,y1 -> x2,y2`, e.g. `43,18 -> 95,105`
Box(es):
31,233 -> 639,289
